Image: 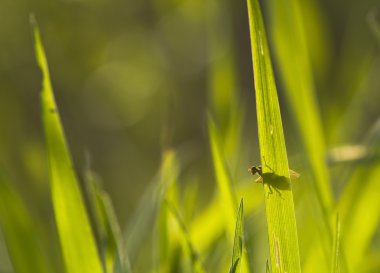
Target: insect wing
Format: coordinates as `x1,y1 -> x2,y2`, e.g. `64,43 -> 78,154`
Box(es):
289,169 -> 300,180
249,163 -> 300,183
255,176 -> 263,183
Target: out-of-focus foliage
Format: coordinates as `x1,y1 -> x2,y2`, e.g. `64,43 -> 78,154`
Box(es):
229,199 -> 244,273
0,0 -> 380,272
0,173 -> 53,273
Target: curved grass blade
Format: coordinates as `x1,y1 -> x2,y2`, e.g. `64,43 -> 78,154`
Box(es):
208,116 -> 237,236
338,120 -> 380,271
124,182 -> 157,266
86,170 -> 132,273
339,164 -> 380,271
208,116 -> 250,273
31,17 -> 103,273
229,199 -> 244,273
246,0 -> 301,272
267,0 -> 333,213
206,0 -> 244,171
0,173 -> 53,273
266,260 -> 271,273
155,150 -> 180,272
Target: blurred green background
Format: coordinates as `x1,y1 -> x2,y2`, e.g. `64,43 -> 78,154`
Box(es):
0,0 -> 256,225
0,0 -> 379,272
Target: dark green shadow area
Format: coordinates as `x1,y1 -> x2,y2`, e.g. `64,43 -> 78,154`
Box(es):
229,257 -> 240,273
262,173 -> 291,192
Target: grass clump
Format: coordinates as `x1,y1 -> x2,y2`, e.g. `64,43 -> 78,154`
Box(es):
0,2 -> 380,273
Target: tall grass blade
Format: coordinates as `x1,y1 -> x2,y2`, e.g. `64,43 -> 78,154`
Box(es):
156,150 -> 179,272
338,120 -> 380,271
266,1 -> 337,271
331,214 -> 341,273
86,171 -> 132,273
267,0 -> 333,212
124,180 -> 158,264
124,150 -> 179,270
208,117 -> 250,273
31,17 -> 103,273
208,116 -> 237,236
0,173 -> 52,273
229,199 -> 243,273
206,0 -> 243,170
246,0 -> 301,272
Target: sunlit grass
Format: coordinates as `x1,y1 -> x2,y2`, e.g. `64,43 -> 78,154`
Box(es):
0,2 -> 379,273
85,169 -> 131,273
31,17 -> 103,273
246,0 -> 301,272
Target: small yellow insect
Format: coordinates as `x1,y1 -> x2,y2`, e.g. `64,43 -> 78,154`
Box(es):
249,165 -> 300,183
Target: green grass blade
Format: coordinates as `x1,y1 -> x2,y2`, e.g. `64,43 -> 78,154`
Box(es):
337,122 -> 380,271
155,150 -> 180,272
208,116 -> 237,236
267,0 -> 333,212
331,214 -> 341,273
229,199 -> 243,273
339,165 -> 380,271
124,150 -> 179,271
86,171 -> 132,273
208,117 -> 250,273
207,0 -> 243,170
31,17 -> 103,273
266,261 -> 270,273
246,0 -> 301,272
124,182 -> 157,264
0,173 -> 52,273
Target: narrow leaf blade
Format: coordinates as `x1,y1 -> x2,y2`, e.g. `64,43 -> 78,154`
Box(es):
208,116 -> 237,235
246,0 -> 301,272
331,214 -> 341,273
268,0 -> 333,214
31,17 -> 103,273
229,199 -> 244,273
86,171 -> 132,273
208,116 -> 250,273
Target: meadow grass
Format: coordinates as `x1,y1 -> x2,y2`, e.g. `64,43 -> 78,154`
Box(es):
0,1 -> 380,273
